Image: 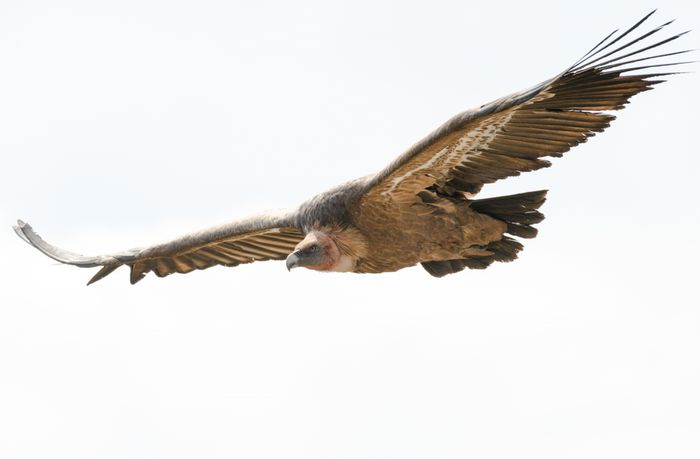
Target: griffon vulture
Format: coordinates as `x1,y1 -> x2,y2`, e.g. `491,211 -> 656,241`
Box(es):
14,11 -> 691,285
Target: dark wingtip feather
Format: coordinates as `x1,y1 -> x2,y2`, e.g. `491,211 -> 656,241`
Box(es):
573,29 -> 619,68
87,265 -> 120,286
570,11 -> 690,76
129,264 -> 147,284
573,10 -> 659,69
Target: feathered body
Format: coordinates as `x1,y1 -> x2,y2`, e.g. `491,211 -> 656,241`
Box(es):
291,176 -> 517,274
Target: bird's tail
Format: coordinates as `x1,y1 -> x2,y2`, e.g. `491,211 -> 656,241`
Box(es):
470,190 -> 548,239
421,190 -> 547,277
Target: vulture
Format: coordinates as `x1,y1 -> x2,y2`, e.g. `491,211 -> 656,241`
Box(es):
14,11 -> 691,285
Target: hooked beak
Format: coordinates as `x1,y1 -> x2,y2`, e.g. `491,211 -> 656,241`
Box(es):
286,250 -> 301,271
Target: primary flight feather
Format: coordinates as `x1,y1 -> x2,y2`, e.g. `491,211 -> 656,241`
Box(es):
14,11 -> 692,285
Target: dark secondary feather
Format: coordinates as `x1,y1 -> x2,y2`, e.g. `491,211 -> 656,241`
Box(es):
359,11 -> 692,201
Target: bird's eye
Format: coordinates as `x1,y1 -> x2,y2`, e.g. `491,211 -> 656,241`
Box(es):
309,245 -> 319,253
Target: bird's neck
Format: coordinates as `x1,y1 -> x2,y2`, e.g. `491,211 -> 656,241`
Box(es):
312,225 -> 368,272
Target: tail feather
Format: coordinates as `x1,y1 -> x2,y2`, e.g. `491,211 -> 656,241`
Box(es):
470,190 -> 547,239
421,190 -> 547,277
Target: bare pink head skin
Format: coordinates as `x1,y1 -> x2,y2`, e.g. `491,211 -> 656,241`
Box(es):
285,230 -> 355,272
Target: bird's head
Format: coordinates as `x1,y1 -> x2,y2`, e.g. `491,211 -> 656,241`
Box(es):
286,231 -> 340,272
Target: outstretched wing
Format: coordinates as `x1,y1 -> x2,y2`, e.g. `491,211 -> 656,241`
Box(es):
359,11 -> 691,204
14,212 -> 304,285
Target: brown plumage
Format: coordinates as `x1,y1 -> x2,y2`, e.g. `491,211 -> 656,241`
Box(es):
14,12 -> 692,284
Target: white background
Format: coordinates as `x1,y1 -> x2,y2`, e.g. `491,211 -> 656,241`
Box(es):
1,1 -> 698,458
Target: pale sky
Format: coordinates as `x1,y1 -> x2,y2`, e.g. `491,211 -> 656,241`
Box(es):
1,1 -> 699,458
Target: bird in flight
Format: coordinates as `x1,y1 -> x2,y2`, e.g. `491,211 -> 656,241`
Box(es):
14,11 -> 691,285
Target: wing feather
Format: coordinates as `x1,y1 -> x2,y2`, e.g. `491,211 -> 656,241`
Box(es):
358,12 -> 691,202
14,211 -> 304,285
